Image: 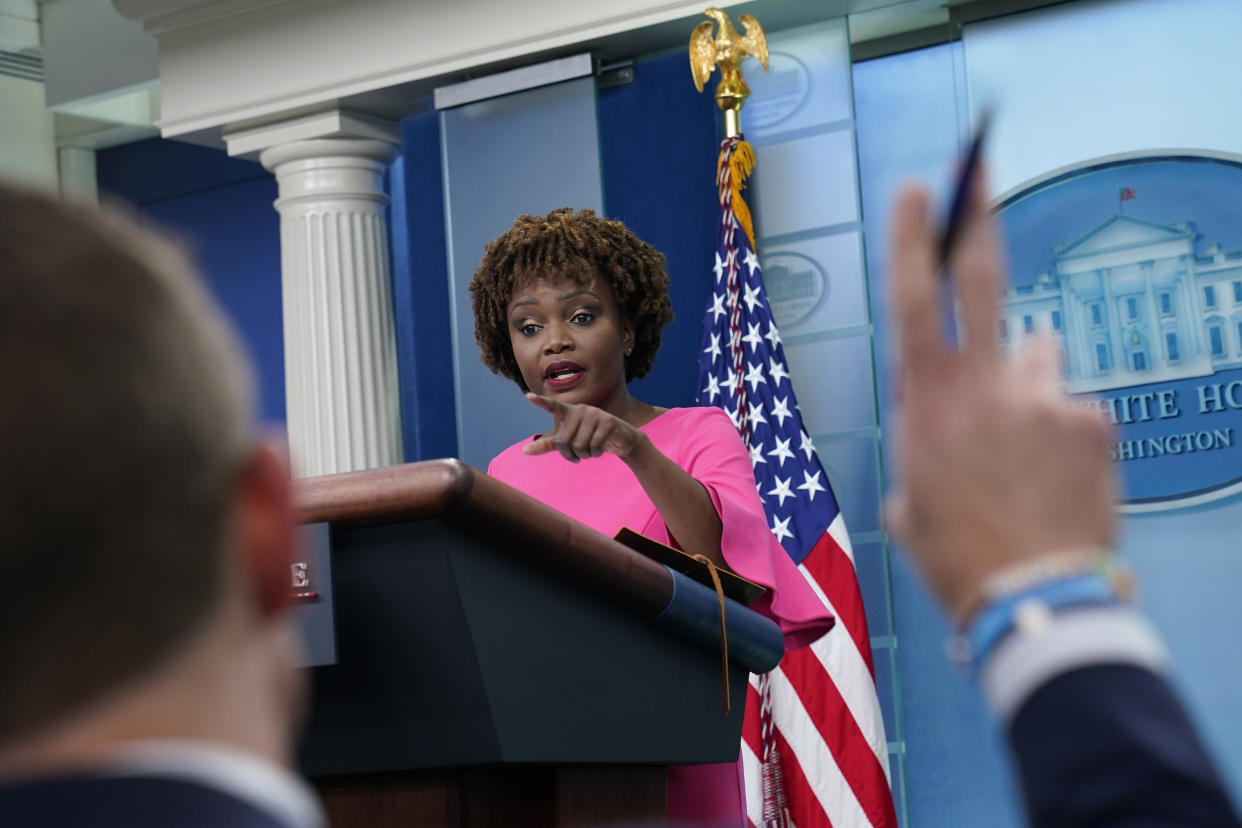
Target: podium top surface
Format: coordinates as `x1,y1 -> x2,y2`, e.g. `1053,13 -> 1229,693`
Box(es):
294,458 -> 673,617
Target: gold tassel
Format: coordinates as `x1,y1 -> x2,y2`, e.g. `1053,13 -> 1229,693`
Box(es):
717,140 -> 758,251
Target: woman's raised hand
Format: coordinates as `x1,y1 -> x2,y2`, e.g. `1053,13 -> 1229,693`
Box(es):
523,393 -> 645,462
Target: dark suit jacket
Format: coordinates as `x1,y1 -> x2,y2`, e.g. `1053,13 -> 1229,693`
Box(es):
1010,664 -> 1241,828
0,774 -> 292,828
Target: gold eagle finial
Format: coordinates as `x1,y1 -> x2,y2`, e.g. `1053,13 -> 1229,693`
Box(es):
689,8 -> 769,136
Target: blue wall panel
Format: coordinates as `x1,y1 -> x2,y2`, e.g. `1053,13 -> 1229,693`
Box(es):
97,139 -> 285,425
393,112 -> 457,461
598,51 -> 721,408
96,137 -> 271,203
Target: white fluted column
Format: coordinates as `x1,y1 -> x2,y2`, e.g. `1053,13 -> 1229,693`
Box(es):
260,138 -> 403,477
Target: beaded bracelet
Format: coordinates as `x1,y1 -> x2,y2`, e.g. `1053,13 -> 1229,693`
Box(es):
981,548 -> 1136,604
949,550 -> 1137,673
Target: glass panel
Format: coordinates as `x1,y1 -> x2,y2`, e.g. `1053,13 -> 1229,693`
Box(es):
783,335 -> 877,434
870,635 -> 900,744
760,231 -> 867,335
752,130 -> 859,237
814,435 -> 881,534
853,541 -> 891,638
745,19 -> 852,142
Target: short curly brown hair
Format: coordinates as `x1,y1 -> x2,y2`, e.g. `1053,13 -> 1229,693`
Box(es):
469,208 -> 674,392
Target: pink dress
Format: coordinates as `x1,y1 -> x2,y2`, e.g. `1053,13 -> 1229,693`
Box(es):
487,406 -> 834,826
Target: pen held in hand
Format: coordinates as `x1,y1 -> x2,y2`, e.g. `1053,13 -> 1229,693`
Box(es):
937,106 -> 994,270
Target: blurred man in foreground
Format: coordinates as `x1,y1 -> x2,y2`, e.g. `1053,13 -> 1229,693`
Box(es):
0,185 -> 322,828
885,176 -> 1241,828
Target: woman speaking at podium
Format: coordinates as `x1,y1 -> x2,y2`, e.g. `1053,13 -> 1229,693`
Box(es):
469,207 -> 833,826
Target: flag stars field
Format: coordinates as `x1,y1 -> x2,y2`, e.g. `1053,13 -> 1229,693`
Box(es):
798,430 -> 815,461
767,476 -> 795,507
705,332 -> 722,361
764,323 -> 782,349
745,362 -> 767,391
770,514 -> 794,543
771,396 -> 792,427
747,401 -> 768,429
744,322 -> 765,351
744,283 -> 763,312
798,470 -> 826,501
703,373 -> 721,403
768,436 -> 795,468
769,357 -> 789,385
743,247 -> 760,276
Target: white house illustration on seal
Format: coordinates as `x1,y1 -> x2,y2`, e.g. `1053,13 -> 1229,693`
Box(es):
999,213 -> 1242,394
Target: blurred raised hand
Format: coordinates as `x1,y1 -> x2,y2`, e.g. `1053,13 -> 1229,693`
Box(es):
884,175 -> 1117,624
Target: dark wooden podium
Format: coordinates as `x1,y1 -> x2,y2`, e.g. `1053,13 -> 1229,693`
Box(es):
293,459 -> 784,828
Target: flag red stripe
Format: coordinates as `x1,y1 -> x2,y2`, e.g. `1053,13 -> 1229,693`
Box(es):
803,533 -> 877,676
743,681 -> 762,753
784,648 -> 898,828
773,727 -> 836,828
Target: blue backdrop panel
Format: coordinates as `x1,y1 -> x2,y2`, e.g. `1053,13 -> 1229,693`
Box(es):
392,112 -> 457,461
96,137 -> 271,204
97,139 -> 285,425
598,51 -> 721,407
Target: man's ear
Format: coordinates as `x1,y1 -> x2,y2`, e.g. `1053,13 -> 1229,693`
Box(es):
235,443 -> 297,618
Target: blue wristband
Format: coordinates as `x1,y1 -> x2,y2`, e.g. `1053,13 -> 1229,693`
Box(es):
963,572 -> 1119,672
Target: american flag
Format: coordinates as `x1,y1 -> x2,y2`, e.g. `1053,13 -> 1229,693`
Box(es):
698,135 -> 897,828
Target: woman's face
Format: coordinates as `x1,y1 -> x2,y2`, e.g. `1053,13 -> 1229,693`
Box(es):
506,272 -> 635,416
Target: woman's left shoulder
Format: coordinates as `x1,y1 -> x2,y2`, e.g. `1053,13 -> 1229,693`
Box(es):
646,406 -> 744,454
648,405 -> 734,430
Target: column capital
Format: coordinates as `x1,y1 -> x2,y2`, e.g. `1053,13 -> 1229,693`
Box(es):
257,135 -> 398,212
223,108 -> 399,158
259,137 -> 398,171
